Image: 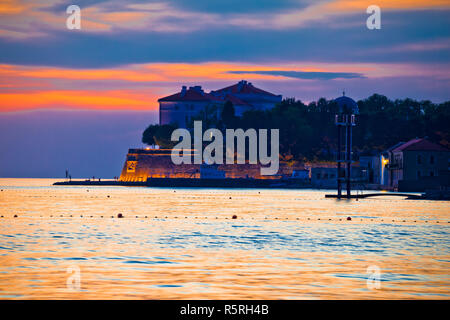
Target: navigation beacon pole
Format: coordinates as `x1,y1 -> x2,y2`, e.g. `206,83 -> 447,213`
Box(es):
334,92 -> 358,199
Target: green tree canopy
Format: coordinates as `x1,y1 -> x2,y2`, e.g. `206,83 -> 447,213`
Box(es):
142,124 -> 178,149
142,94 -> 450,160
221,101 -> 236,127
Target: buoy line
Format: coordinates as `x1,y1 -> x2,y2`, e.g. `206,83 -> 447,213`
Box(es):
1,214 -> 447,224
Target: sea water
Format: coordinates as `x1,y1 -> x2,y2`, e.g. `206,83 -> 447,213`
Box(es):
0,178 -> 449,299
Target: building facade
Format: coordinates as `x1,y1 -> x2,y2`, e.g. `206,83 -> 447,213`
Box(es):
158,80 -> 282,127
385,138 -> 450,190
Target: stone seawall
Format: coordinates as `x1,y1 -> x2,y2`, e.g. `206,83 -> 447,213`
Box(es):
119,148 -> 304,182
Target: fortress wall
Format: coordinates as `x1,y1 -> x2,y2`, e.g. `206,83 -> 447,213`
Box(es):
119,149 -> 304,182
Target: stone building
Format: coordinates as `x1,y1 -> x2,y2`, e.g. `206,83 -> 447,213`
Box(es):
119,148 -> 304,182
158,80 -> 282,127
385,138 -> 450,191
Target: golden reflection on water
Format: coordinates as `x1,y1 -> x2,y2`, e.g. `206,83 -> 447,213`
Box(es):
0,178 -> 449,299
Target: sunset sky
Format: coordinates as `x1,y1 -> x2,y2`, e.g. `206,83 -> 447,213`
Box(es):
0,0 -> 449,177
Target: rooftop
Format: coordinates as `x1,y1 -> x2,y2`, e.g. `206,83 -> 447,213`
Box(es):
158,80 -> 281,103
158,86 -> 221,102
392,138 -> 449,152
334,93 -> 359,114
212,80 -> 280,97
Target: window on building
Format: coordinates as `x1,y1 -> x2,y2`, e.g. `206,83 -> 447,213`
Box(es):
417,155 -> 422,164
430,171 -> 435,177
417,170 -> 421,178
430,155 -> 435,164
316,173 -> 321,179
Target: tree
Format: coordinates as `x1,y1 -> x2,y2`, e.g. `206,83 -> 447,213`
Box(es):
141,95 -> 450,161
221,101 -> 236,127
142,124 -> 178,148
142,124 -> 159,146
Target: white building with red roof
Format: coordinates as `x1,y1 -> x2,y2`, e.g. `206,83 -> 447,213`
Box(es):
158,80 -> 282,127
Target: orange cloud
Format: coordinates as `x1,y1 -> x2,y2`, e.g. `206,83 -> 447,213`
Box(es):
328,0 -> 450,11
0,0 -> 27,14
1,61 -> 447,112
0,63 -> 284,83
0,90 -> 160,112
1,0 -> 448,38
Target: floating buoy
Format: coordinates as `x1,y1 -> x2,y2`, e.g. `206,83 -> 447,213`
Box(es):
232,215 -> 237,219
347,217 -> 352,221
117,213 -> 124,218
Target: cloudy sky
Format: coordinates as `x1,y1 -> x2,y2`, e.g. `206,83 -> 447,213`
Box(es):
0,0 -> 449,177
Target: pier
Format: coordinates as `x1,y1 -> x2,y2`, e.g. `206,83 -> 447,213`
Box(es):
53,178 -> 311,189
325,193 -> 422,199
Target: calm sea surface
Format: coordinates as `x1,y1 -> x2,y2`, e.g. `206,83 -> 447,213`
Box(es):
0,178 -> 449,299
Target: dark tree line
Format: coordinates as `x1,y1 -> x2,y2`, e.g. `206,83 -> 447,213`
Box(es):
142,94 -> 450,161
